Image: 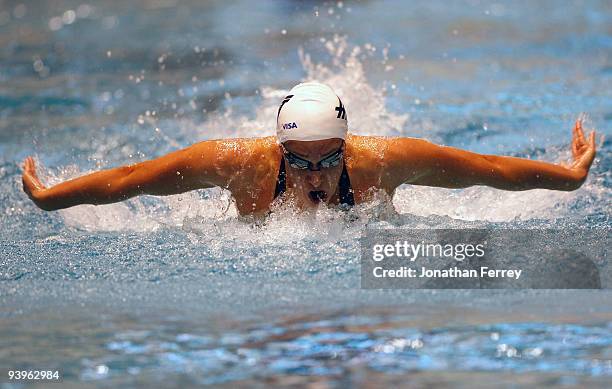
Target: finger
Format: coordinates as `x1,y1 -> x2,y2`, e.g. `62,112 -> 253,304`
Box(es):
26,157 -> 38,174
572,137 -> 579,157
571,123 -> 578,146
572,120 -> 579,139
576,119 -> 586,144
589,131 -> 596,149
24,158 -> 34,173
26,156 -> 34,166
572,125 -> 581,149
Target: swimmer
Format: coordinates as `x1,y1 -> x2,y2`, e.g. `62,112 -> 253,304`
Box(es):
22,82 -> 598,216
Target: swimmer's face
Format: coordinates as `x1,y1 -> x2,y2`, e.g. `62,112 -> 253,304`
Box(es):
281,138 -> 345,207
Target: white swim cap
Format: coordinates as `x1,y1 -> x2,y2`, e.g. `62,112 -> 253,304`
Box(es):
276,82 -> 348,143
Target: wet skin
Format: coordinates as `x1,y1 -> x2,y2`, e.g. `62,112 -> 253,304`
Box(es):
23,120 -> 597,216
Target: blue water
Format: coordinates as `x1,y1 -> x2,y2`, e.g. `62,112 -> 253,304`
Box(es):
1,1 -> 611,387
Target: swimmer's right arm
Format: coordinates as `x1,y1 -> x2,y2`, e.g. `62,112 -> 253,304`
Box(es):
22,140 -> 236,211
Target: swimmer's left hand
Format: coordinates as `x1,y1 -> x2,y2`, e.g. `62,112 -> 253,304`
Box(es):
22,156 -> 49,209
566,118 -> 598,183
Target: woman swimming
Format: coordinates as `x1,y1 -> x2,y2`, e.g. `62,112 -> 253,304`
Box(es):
22,82 -> 597,216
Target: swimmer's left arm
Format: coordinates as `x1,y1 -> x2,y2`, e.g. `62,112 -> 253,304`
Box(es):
386,119 -> 597,191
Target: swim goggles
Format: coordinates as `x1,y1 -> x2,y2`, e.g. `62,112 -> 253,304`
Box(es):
280,142 -> 344,171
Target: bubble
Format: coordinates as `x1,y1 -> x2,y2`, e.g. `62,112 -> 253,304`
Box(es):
76,4 -> 93,18
48,17 -> 63,31
33,58 -> 44,72
95,365 -> 109,376
13,4 -> 27,19
102,15 -> 117,29
62,10 -> 76,25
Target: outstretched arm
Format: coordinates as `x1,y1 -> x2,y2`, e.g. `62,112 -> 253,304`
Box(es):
22,140 -> 233,211
385,119 -> 597,191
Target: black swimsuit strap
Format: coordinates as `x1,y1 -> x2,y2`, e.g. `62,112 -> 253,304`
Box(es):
273,156 -> 287,199
338,163 -> 355,206
273,156 -> 354,206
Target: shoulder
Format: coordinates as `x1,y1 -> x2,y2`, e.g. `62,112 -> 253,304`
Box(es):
206,136 -> 279,159
178,136 -> 278,179
344,134 -> 393,194
344,134 -> 438,194
212,136 -> 282,213
345,134 -> 390,163
205,136 -> 281,174
345,134 -> 436,159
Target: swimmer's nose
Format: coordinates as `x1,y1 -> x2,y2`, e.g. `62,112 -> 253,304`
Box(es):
306,171 -> 322,187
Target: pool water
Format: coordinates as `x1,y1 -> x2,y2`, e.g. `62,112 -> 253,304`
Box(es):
1,1 -> 611,387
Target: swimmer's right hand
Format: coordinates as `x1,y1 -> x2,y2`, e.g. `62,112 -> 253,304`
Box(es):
22,156 -> 51,210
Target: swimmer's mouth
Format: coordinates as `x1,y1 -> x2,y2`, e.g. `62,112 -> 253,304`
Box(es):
308,190 -> 327,204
